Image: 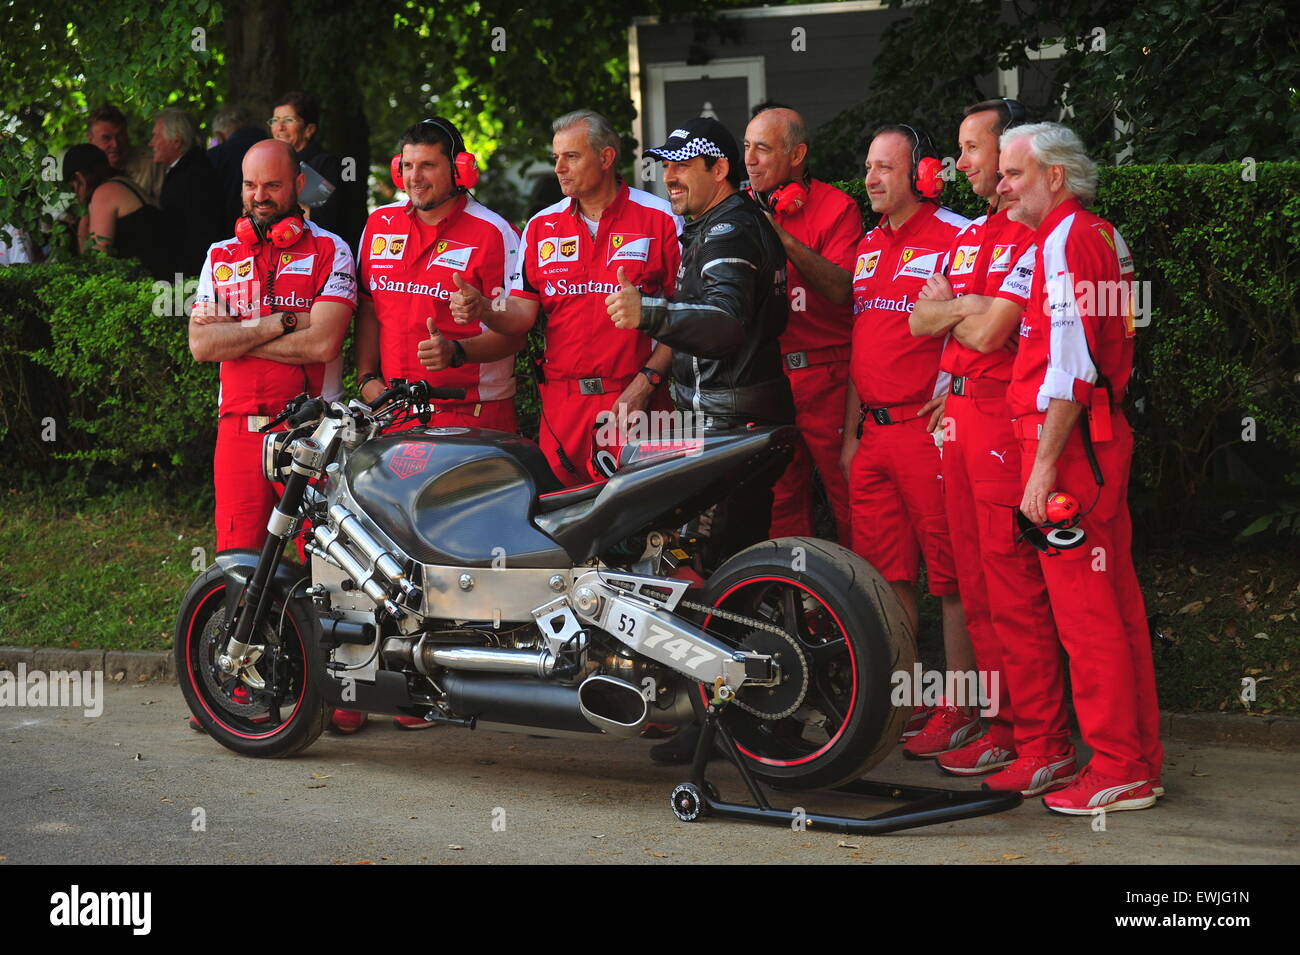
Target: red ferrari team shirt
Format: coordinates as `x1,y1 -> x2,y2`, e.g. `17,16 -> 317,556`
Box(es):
1003,198 -> 1136,417
850,203 -> 971,407
938,208 -> 1035,381
774,178 -> 863,353
358,195 -> 521,402
509,182 -> 682,380
193,220 -> 357,416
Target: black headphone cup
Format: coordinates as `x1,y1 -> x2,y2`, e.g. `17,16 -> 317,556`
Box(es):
1000,97 -> 1029,130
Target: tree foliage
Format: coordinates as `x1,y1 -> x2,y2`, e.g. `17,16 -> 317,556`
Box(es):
812,0 -> 1300,173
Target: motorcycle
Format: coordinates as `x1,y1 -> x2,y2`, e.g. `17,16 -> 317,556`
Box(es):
176,380 -> 915,793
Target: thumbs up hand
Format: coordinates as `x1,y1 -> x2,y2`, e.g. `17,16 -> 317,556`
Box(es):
450,270 -> 485,325
605,266 -> 642,330
418,317 -> 455,371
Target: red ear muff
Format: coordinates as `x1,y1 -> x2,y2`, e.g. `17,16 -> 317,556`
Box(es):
914,156 -> 944,199
453,150 -> 479,189
390,150 -> 477,191
235,215 -> 261,247
767,180 -> 807,215
267,216 -> 304,248
234,214 -> 304,249
1045,490 -> 1082,528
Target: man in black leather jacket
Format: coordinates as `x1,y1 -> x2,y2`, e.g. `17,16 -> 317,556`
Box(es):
609,117 -> 795,430
608,117 -> 796,764
608,117 -> 795,569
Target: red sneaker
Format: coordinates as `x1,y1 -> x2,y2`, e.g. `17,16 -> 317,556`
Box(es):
393,715 -> 438,730
981,753 -> 1077,796
1043,767 -> 1156,815
936,734 -> 1016,776
901,705 -> 937,741
330,709 -> 367,734
901,705 -> 980,758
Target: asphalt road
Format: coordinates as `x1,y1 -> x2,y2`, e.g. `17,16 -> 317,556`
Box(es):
1,685 -> 1296,865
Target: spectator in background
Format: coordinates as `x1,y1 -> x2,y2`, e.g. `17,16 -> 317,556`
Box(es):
151,107 -> 224,276
270,90 -> 363,252
208,105 -> 269,227
1,224 -> 40,265
62,143 -> 170,279
87,104 -> 164,205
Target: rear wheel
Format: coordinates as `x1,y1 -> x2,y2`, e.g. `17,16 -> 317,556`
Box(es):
694,537 -> 915,790
175,565 -> 328,757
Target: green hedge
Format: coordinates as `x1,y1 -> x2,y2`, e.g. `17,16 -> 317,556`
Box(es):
835,162 -> 1300,531
0,256 -> 218,489
3,163 -> 1297,533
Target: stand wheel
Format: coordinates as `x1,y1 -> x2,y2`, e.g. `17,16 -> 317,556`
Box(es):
670,782 -> 708,822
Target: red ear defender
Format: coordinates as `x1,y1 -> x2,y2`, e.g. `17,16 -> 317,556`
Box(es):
1045,491 -> 1082,528
454,150 -> 479,189
267,216 -> 304,247
914,156 -> 945,199
767,180 -> 807,215
390,154 -> 403,190
234,215 -> 260,247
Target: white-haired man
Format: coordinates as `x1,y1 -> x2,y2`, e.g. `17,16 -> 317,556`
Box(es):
457,109 -> 681,485
993,121 -> 1161,814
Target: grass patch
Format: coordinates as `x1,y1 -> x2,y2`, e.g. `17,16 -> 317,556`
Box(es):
0,486 -> 213,651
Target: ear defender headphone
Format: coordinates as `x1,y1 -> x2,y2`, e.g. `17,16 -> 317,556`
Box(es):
390,117 -> 479,193
897,123 -> 944,200
1016,490 -> 1088,556
235,213 -> 305,249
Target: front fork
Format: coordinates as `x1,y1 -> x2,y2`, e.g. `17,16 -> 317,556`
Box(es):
217,438 -> 325,681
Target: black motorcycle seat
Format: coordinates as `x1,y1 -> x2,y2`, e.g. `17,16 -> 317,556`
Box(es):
534,480 -> 604,514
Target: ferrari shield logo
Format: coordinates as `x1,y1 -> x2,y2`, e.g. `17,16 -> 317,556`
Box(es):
388,442 -> 436,479
437,240 -> 448,254
612,234 -> 625,249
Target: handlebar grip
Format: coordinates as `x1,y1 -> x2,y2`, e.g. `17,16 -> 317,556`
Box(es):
286,398 -> 325,427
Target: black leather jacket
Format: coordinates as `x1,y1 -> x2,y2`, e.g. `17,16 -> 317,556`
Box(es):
639,191 -> 795,428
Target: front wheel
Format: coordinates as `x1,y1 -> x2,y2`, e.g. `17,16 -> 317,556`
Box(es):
175,565 -> 329,757
694,537 -> 915,791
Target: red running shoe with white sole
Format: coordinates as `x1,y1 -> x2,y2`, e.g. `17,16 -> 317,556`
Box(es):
981,753 -> 1077,796
1043,768 -> 1156,815
901,705 -> 937,741
936,735 -> 1016,776
902,705 -> 980,758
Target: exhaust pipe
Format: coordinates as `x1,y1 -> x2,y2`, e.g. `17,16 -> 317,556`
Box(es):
440,672 -> 648,738
383,634 -> 587,679
578,675 -> 648,739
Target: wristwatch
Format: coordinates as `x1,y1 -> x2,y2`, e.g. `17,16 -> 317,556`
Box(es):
640,367 -> 664,388
359,372 -> 382,388
450,339 -> 467,368
279,312 -> 298,334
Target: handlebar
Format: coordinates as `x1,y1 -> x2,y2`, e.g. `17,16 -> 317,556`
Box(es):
367,378 -> 467,410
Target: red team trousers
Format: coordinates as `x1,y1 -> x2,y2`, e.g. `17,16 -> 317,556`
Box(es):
941,388 -> 1055,747
769,358 -> 853,542
1009,412 -> 1162,780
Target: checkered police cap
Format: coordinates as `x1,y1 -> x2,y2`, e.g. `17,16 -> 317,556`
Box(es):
645,116 -> 740,171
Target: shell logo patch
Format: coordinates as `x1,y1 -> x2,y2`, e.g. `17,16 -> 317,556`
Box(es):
388,441 -> 436,479
539,235 -> 580,266
854,250 -> 880,280
950,245 -> 980,276
214,264 -> 234,283
370,234 -> 405,259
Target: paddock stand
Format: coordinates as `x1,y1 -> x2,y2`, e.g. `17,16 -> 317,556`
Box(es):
668,699 -> 1023,834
